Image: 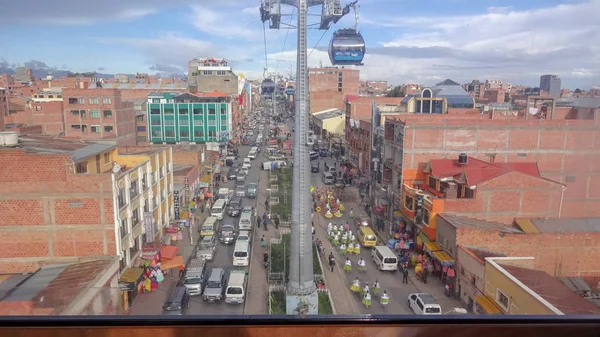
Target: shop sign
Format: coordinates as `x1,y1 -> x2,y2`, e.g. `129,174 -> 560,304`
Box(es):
68,201 -> 83,208
118,282 -> 137,291
184,177 -> 190,209
143,212 -> 154,243
142,243 -> 159,259
174,190 -> 180,220
165,226 -> 178,234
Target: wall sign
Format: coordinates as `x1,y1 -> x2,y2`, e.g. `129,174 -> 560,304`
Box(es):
143,212 -> 154,244
184,177 -> 190,211
174,190 -> 180,220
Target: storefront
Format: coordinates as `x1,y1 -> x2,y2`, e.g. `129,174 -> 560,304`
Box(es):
474,295 -> 503,315
118,267 -> 144,311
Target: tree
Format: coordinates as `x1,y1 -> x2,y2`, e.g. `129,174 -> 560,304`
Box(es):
386,86 -> 405,97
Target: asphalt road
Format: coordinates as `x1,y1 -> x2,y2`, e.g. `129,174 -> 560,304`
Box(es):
310,156 -> 419,315
187,128 -> 263,315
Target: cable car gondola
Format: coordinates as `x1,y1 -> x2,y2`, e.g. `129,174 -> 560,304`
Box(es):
261,79 -> 276,95
328,28 -> 365,66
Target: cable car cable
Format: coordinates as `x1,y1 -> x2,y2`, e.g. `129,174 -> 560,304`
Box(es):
262,22 -> 269,77
275,7 -> 296,74
308,27 -> 329,58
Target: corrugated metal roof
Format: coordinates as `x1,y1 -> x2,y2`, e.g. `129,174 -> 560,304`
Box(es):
560,277 -> 592,294
313,109 -> 344,120
573,97 -> 600,108
528,218 -> 600,233
513,218 -> 540,234
71,143 -> 117,162
0,274 -> 31,300
3,265 -> 68,302
439,214 -> 523,233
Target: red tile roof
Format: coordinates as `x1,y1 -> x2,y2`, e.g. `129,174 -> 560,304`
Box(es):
501,265 -> 600,315
429,157 -> 540,185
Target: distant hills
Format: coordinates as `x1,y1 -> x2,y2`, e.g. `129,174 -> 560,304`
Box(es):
0,58 -> 187,80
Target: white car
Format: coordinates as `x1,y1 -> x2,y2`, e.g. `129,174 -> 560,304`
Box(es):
407,293 -> 442,315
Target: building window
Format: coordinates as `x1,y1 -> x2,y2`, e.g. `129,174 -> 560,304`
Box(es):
179,108 -> 189,115
179,118 -> 188,126
164,107 -> 174,115
151,129 -> 161,138
180,129 -> 190,138
104,125 -> 113,132
495,289 -> 510,311
208,130 -> 217,138
130,180 -> 139,199
193,119 -> 203,126
120,218 -> 129,236
104,152 -> 110,164
91,125 -> 101,133
35,105 -> 42,111
208,119 -> 216,126
150,119 -> 161,126
220,107 -> 227,115
118,189 -> 126,209
68,98 -> 78,104
79,97 -> 85,104
136,115 -> 145,122
216,70 -> 227,76
164,119 -> 175,126
89,97 -> 100,104
132,208 -> 140,225
152,98 -> 160,104
150,108 -> 160,115
90,110 -> 101,118
76,162 -> 87,173
70,110 -> 80,115
102,97 -> 112,104
427,176 -> 438,191
203,70 -> 213,76
194,129 -> 204,138
165,129 -> 176,137
404,194 -> 415,211
137,135 -> 147,142
208,108 -> 216,115
137,126 -> 147,132
193,107 -> 203,115
461,186 -> 475,199
422,208 -> 430,226
103,110 -> 113,118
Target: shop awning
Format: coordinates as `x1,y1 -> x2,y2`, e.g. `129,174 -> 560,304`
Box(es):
118,268 -> 144,284
424,242 -> 443,254
161,255 -> 184,270
474,296 -> 503,314
432,251 -> 455,266
160,245 -> 179,260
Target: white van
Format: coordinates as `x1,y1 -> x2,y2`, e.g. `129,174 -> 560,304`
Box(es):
233,241 -> 250,266
248,148 -> 258,160
225,270 -> 247,304
371,246 -> 398,271
211,199 -> 227,220
239,212 -> 252,231
408,293 -> 442,315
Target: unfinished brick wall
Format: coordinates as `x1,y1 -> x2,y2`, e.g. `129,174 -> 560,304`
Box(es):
0,150 -> 117,273
456,228 -> 600,277
399,116 -> 600,217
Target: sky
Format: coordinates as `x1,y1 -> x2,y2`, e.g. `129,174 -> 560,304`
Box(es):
0,0 -> 599,88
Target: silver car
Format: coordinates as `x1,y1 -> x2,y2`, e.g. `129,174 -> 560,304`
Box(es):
197,235 -> 216,261
236,185 -> 246,197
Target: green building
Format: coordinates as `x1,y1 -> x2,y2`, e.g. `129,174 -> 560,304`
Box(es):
147,92 -> 232,144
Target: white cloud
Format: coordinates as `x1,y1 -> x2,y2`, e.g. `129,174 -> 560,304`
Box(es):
360,0 -> 600,87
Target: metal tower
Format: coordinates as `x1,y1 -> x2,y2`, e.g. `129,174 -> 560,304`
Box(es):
260,0 -> 351,315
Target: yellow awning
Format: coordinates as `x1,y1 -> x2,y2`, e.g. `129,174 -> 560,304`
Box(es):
474,296 -> 503,314
118,268 -> 144,283
424,242 -> 443,253
200,175 -> 212,183
432,251 -> 455,264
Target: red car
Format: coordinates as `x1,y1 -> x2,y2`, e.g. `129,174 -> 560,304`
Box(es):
354,216 -> 372,229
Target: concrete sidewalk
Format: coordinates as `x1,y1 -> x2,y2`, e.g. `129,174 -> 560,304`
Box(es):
244,170 -> 278,315
128,203 -> 205,315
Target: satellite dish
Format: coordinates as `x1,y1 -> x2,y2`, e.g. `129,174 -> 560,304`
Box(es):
112,164 -> 122,174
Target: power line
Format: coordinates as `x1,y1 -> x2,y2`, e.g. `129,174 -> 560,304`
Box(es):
275,7 -> 296,74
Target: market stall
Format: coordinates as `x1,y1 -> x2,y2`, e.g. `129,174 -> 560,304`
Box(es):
118,267 -> 144,311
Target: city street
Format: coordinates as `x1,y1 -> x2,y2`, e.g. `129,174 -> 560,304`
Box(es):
310,156 -> 462,315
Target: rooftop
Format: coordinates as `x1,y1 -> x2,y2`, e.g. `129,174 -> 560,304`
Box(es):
426,156 -> 542,186
312,108 -> 344,120
12,135 -> 117,162
500,264 -> 600,315
0,259 -> 116,315
522,217 -> 600,234
90,83 -> 187,90
173,165 -> 196,177
438,214 -> 523,234
461,245 -> 507,263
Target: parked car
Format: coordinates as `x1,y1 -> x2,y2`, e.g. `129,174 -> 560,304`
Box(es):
227,197 -> 242,217
354,216 -> 372,229
246,183 -> 258,198
219,223 -> 237,244
407,293 -> 442,315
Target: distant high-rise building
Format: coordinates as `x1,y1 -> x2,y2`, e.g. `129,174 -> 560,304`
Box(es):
187,57 -> 238,95
540,74 -> 561,97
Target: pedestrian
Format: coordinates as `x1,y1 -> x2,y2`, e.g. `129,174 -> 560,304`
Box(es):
328,253 -> 336,272
402,266 -> 409,284
257,216 -> 262,229
178,264 -> 185,278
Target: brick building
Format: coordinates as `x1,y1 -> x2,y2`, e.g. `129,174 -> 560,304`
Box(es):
88,82 -> 187,101
383,115 -> 600,225
63,87 -> 136,147
0,134 -> 174,273
346,119 -> 371,172
309,67 -> 359,94
9,100 -> 64,135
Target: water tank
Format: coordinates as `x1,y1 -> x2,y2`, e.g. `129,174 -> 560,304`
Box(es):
458,153 -> 468,165
0,131 -> 19,147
